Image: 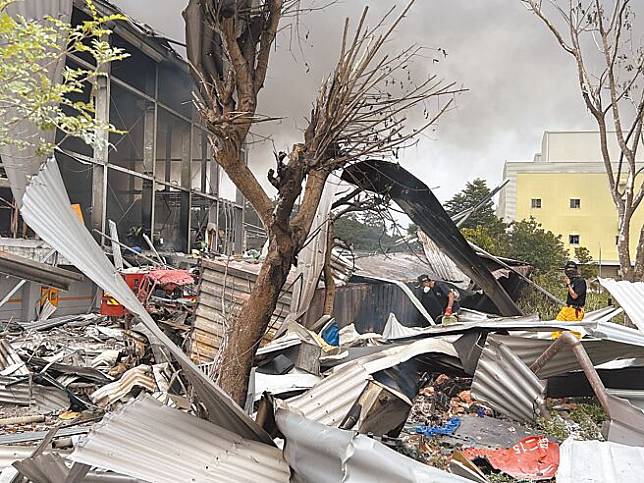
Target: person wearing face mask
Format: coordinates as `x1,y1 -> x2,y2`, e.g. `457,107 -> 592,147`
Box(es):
555,261 -> 587,321
417,274 -> 461,324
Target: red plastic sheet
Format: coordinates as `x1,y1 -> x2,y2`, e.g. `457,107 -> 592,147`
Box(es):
463,436 -> 559,480
146,269 -> 194,286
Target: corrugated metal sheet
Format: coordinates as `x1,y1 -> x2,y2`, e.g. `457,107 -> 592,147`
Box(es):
471,338 -> 546,421
253,372 -> 321,402
190,260 -> 295,362
70,395 -> 290,483
307,282 -> 426,334
12,452 -> 70,483
275,407 -> 470,483
289,183 -> 338,316
286,363 -> 371,426
0,340 -> 28,376
607,389 -> 644,410
353,251 -> 437,282
0,426 -> 88,445
18,313 -> 99,332
356,337 -> 459,374
1,0 -> 73,207
0,376 -> 69,413
20,158 -> 271,444
371,307 -> 616,341
418,231 -> 469,287
556,438 -> 644,483
604,393 -> 644,446
599,278 -> 644,331
288,337 -> 459,427
90,365 -> 157,407
489,334 -> 644,379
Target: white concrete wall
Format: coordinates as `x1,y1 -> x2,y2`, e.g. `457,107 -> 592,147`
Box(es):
541,131 -> 644,162
0,277 -> 97,323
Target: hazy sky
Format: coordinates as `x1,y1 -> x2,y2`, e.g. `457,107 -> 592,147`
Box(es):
113,0 -> 601,202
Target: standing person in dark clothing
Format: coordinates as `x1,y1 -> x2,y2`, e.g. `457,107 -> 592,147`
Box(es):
417,274 -> 461,323
556,261 -> 587,321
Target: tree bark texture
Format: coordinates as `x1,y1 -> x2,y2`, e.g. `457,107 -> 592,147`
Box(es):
217,231 -> 295,404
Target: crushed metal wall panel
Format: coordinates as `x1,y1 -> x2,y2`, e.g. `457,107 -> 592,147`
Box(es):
190,260 -> 295,363
604,394 -> 644,446
342,160 -> 522,317
20,158 -> 272,443
70,395 -> 290,483
0,340 -> 28,376
490,333 -> 644,379
276,407 -> 470,483
0,376 -> 69,413
286,363 -> 371,427
599,278 -> 644,331
471,338 -> 546,421
556,438 -> 644,483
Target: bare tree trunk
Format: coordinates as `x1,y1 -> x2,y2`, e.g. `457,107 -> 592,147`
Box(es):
323,220 -> 336,315
617,211 -> 633,280
218,232 -> 295,405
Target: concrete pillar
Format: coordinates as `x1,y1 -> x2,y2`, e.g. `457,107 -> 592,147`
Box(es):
142,100 -> 155,237
91,61 -> 110,245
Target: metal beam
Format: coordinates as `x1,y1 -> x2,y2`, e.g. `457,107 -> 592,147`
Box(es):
58,149 -> 234,206
0,251 -> 84,290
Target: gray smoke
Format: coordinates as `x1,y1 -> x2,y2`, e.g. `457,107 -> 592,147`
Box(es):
112,0 -> 609,202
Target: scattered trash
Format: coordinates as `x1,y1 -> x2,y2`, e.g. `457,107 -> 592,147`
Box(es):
416,417 -> 461,437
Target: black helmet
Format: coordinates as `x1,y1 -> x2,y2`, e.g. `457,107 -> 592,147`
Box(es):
562,261 -> 578,270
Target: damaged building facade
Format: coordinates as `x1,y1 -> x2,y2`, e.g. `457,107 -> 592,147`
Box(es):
0,0 -> 263,321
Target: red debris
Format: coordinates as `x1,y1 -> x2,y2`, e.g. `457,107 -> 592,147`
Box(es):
462,435 -> 559,481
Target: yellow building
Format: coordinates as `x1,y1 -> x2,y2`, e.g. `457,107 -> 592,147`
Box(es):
497,131 -> 644,275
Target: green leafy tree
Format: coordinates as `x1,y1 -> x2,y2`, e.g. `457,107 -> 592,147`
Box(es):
443,178 -> 506,236
0,0 -> 128,154
461,225 -> 511,255
508,217 -> 568,273
335,213 -> 397,252
575,246 -> 598,280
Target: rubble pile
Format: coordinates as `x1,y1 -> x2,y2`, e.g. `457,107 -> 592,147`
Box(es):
1,158 -> 643,482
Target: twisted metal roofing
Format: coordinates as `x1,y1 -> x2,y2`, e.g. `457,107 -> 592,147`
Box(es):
71,395 -> 290,483
471,338 -> 546,421
557,438 -> 644,483
599,278 -> 644,332
20,158 -> 271,443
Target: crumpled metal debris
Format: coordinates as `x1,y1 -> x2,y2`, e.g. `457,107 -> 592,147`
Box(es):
70,395 -> 290,483
21,157 -> 271,443
275,406 -> 471,483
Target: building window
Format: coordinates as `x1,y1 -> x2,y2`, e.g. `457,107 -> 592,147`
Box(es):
531,198 -> 542,209
569,234 -> 580,245
616,235 -> 620,246
570,198 -> 581,209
